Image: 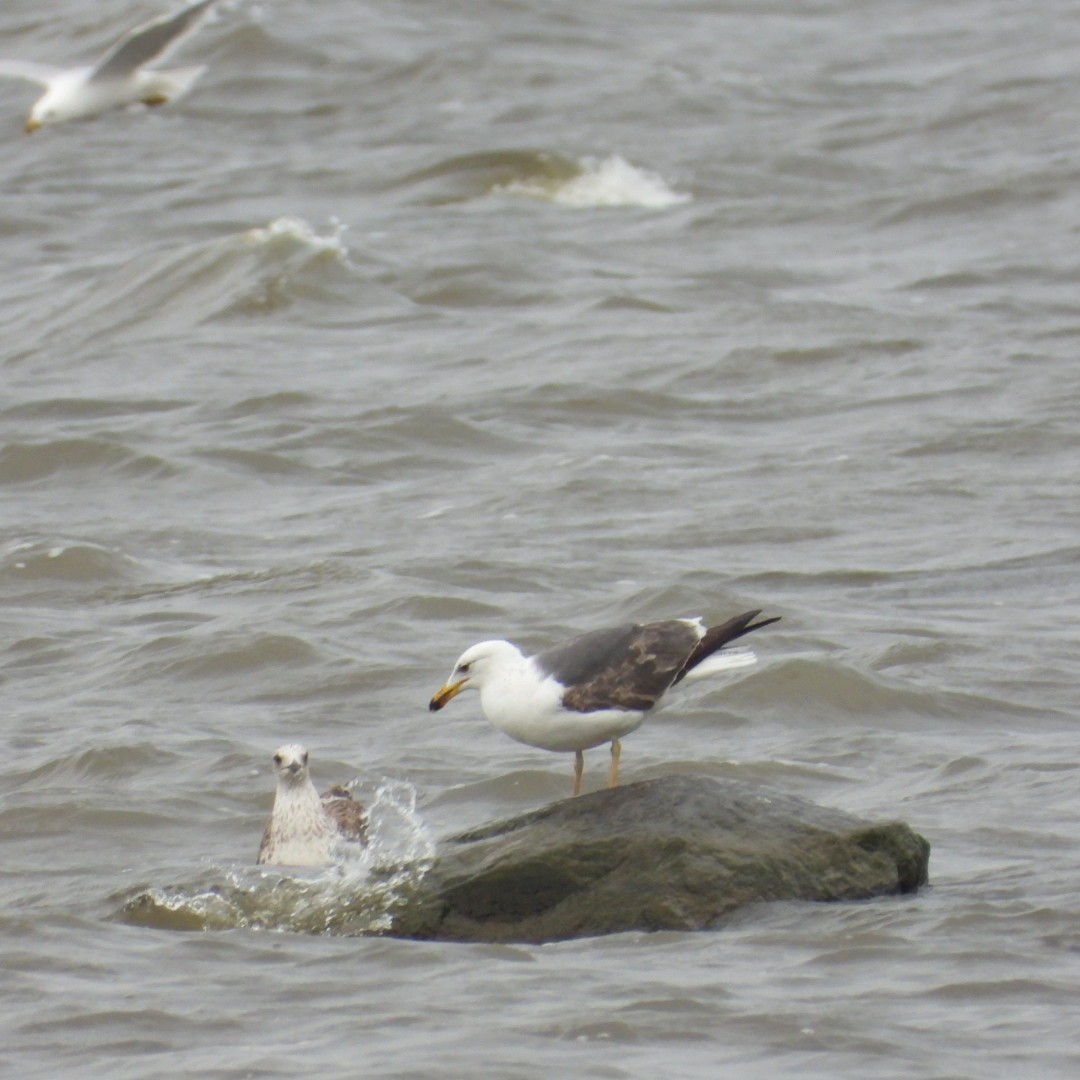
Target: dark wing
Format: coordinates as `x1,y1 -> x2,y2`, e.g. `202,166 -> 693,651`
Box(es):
91,0 -> 216,81
321,786 -> 368,846
675,610 -> 781,684
544,621 -> 703,713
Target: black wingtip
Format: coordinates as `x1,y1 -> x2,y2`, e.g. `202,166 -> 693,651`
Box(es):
679,610 -> 781,681
719,609 -> 781,640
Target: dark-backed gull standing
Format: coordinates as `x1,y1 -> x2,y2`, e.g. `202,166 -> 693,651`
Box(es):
257,744 -> 368,867
0,1 -> 218,133
429,609 -> 780,796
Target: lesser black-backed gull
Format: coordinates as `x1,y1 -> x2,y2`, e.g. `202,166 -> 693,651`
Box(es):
429,609 -> 779,796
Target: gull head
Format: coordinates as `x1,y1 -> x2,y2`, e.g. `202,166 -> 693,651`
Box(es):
25,99 -> 56,133
26,82 -> 80,133
271,744 -> 312,787
429,640 -> 522,711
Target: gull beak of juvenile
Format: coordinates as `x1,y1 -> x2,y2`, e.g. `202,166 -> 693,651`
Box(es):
429,678 -> 467,712
25,117 -> 41,134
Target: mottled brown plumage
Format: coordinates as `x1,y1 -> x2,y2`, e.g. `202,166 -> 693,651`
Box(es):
554,611 -> 780,713
555,621 -> 701,712
320,785 -> 370,846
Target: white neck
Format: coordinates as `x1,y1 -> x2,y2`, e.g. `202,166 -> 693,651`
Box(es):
478,651 -> 563,740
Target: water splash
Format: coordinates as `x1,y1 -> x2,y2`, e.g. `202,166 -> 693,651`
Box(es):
117,780 -> 434,936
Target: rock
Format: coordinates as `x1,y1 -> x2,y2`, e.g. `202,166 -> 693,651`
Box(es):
387,775 -> 930,943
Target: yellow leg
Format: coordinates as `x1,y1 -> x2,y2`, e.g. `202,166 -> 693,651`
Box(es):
142,93 -> 169,106
573,750 -> 584,796
608,739 -> 621,788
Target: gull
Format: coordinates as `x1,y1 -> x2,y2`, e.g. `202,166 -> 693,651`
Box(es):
0,1 -> 218,133
430,609 -> 780,796
257,745 -> 368,867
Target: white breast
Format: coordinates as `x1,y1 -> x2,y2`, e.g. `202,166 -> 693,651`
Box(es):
479,660 -> 646,753
263,785 -> 333,867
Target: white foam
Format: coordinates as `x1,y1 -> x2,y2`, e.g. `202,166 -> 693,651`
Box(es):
241,216 -> 350,260
496,155 -> 691,209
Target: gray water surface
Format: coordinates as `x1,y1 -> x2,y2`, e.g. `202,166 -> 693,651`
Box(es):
2,1 -> 1079,1077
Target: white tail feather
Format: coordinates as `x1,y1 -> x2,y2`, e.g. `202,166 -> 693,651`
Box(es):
681,647 -> 757,682
143,65 -> 207,102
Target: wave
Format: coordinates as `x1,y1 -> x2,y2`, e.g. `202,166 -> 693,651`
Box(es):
495,154 -> 692,209
731,656 -> 1043,725
0,537 -> 140,586
0,437 -> 175,486
402,149 -> 691,209
122,631 -> 319,683
6,217 -> 388,362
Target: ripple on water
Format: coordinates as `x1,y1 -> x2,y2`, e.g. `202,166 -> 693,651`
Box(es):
0,439 -> 176,485
730,656 -> 989,722
120,631 -> 321,684
9,218 -> 405,361
0,397 -> 191,421
15,742 -> 179,789
0,540 -> 140,585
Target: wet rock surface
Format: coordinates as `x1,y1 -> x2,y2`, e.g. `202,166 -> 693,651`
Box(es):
388,775 -> 930,943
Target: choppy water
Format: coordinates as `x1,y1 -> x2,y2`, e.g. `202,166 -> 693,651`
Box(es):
2,0 -> 1079,1077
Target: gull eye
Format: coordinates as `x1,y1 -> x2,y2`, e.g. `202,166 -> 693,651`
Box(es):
273,754 -> 282,765
457,662 -> 471,675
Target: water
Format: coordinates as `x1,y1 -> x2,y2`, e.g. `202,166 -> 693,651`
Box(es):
2,0 -> 1079,1076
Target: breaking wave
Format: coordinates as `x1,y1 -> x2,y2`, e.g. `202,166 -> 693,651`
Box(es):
494,154 -> 692,209
402,149 -> 691,209
7,217 -> 381,362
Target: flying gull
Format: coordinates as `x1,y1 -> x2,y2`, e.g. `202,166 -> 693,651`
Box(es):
0,1 -> 218,133
257,744 -> 369,867
430,609 -> 780,796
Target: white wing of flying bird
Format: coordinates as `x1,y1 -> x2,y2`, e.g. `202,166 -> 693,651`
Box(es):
0,1 -> 219,132
90,0 -> 218,82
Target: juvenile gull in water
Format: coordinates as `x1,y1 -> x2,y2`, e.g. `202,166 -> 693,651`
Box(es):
257,744 -> 368,867
430,610 -> 780,796
0,1 -> 218,133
